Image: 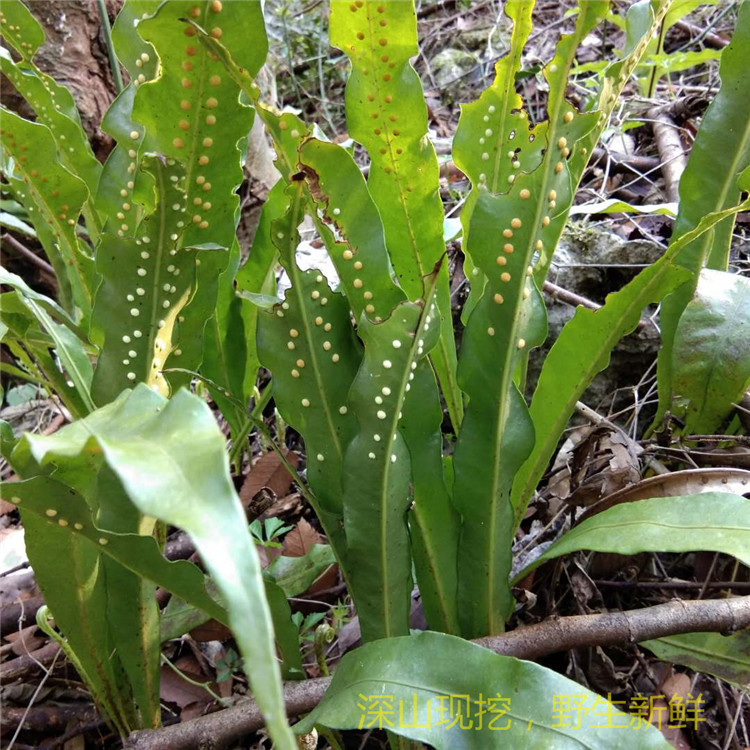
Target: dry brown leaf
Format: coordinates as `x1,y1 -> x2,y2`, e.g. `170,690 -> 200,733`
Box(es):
160,653 -> 216,711
282,518 -> 323,558
239,449 -> 298,508
5,624 -> 45,655
648,671 -> 693,750
282,519 -> 339,593
189,620 -> 233,643
582,467 -> 750,521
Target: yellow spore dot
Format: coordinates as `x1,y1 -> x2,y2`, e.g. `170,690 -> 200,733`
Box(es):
558,137 -> 567,150
179,119 -> 190,131
563,111 -> 574,123
503,243 -> 514,254
210,27 -> 223,39
173,138 -> 185,148
199,155 -> 209,165
501,272 -> 511,282
180,100 -> 190,110
496,256 -> 507,266
206,115 -> 217,125
211,0 -> 222,11
493,293 -> 504,304
209,74 -> 221,86
203,137 -> 213,147
129,130 -> 139,140
520,189 -> 531,200
503,229 -> 513,238
511,218 -> 522,229
206,97 -> 218,109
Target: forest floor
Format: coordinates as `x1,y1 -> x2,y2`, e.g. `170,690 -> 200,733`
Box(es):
1,1 -> 749,748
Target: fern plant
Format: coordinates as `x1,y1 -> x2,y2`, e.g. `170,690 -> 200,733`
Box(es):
1,0 -> 749,747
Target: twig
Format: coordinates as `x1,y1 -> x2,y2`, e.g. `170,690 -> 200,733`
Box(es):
6,648 -> 60,749
595,580 -> 750,592
1,233 -> 55,276
590,147 -> 661,174
674,19 -> 729,49
0,641 -> 60,683
0,594 -> 44,637
648,108 -> 688,203
126,596 -> 750,750
542,280 -> 651,332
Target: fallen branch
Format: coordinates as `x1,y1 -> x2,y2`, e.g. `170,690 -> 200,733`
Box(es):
125,677 -> 332,750
542,281 -> 652,333
0,641 -> 60,683
474,596 -> 750,659
1,232 -> 55,276
125,595 -> 750,750
648,108 -> 688,203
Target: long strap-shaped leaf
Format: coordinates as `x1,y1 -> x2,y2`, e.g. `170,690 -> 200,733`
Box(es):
127,0 -> 266,389
452,188 -> 547,638
513,493 -> 750,583
256,183 -> 361,554
297,140 -> 459,634
0,108 -> 93,318
513,199 -> 750,524
534,0 -> 672,285
400,361 -> 459,635
330,0 -> 462,432
454,1 -> 605,320
0,0 -> 43,59
95,1 -> 160,232
671,269 -> 750,433
296,631 -> 671,749
0,269 -> 94,416
0,48 -> 102,198
343,271 -> 442,642
91,157 -> 199,404
9,385 -> 296,749
299,139 -> 405,321
653,1 -> 750,429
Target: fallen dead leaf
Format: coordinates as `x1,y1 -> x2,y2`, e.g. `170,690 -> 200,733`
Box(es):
160,653 -> 218,713
239,450 -> 298,509
5,624 -> 46,656
282,518 -> 323,557
282,519 -> 338,593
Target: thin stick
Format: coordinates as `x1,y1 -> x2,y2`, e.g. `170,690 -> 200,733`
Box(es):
2,233 -> 55,276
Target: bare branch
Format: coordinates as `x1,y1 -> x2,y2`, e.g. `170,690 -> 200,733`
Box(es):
126,596 -> 750,750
